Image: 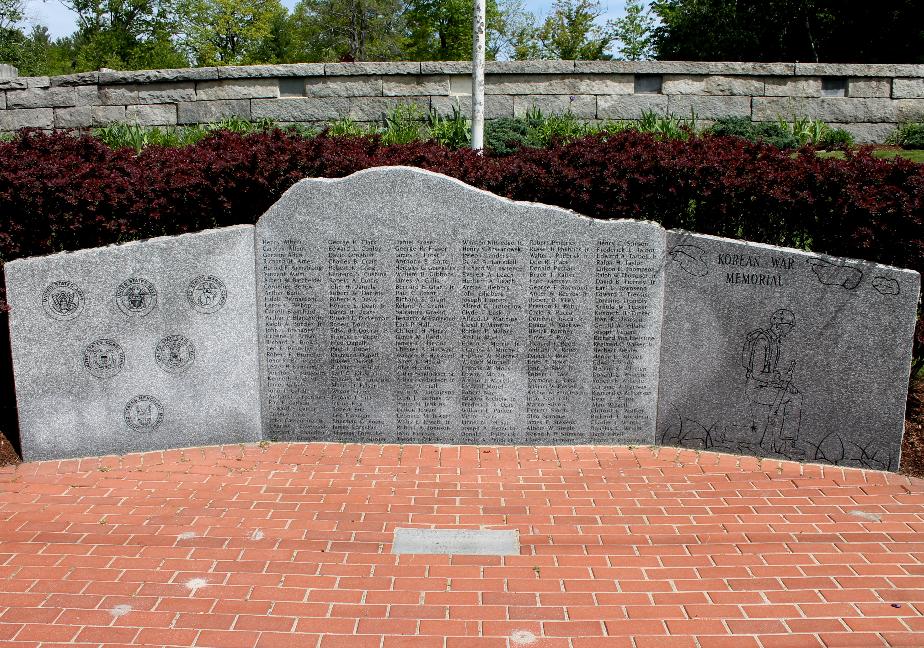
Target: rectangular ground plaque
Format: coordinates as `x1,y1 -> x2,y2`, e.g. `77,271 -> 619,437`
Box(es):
256,166 -> 665,446
392,528 -> 520,555
5,225 -> 262,460
657,231 -> 920,471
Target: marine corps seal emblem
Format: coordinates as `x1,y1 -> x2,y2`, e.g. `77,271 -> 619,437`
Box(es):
155,334 -> 196,374
124,395 -> 163,433
42,281 -> 84,320
83,339 -> 125,379
115,277 -> 157,317
186,275 -> 227,314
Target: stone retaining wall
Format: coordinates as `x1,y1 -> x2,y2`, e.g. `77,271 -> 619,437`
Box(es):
1,61 -> 923,142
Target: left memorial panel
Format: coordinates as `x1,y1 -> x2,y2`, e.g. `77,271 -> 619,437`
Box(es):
5,225 -> 263,460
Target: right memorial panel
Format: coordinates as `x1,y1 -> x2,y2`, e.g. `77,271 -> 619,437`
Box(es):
657,231 -> 920,471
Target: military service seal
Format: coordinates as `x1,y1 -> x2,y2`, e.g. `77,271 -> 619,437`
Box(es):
41,280 -> 84,320
83,339 -> 125,379
186,275 -> 227,314
115,277 -> 157,317
155,334 -> 196,374
124,395 -> 164,433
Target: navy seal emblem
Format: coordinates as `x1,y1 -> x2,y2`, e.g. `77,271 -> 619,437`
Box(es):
42,281 -> 84,320
186,275 -> 227,314
115,277 -> 157,317
124,395 -> 163,432
83,339 -> 125,379
155,334 -> 195,374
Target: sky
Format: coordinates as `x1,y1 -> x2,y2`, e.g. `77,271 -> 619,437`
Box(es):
22,0 -> 631,41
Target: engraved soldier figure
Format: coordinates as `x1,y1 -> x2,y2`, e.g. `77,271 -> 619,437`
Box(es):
741,309 -> 803,456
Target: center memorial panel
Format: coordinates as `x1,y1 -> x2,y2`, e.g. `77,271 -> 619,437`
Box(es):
256,167 -> 665,445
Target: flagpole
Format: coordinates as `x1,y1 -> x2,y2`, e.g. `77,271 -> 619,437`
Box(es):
471,0 -> 486,150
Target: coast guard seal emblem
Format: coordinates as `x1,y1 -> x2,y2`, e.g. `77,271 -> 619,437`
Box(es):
124,395 -> 163,433
116,277 -> 157,317
186,275 -> 227,314
42,281 -> 84,320
155,334 -> 196,374
83,339 -> 125,379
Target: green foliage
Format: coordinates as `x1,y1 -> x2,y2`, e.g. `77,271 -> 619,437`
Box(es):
180,0 -> 286,65
818,127 -> 855,149
535,0 -> 614,59
380,103 -> 426,145
484,117 -> 531,154
427,104 -> 470,149
651,0 -> 924,64
708,116 -> 853,150
327,116 -> 369,137
91,117 -> 281,152
404,0 -> 500,60
611,0 -> 654,61
636,108 -> 697,140
887,123 -> 924,150
288,0 -> 405,62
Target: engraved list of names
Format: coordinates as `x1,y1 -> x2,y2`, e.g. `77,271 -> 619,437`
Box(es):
260,234 -> 661,445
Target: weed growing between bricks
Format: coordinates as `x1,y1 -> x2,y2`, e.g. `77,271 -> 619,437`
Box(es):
0,127 -> 921,463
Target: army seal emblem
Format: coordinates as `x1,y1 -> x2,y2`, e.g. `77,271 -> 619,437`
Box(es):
115,277 -> 157,317
186,275 -> 227,314
41,281 -> 84,320
83,339 -> 125,379
124,395 -> 163,433
155,334 -> 196,374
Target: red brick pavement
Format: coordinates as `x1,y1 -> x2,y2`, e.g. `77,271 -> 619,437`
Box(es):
0,443 -> 922,648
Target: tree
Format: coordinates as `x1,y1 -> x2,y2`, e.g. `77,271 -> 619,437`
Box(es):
403,0 -> 504,61
288,0 -> 404,62
536,0 -> 614,60
180,0 -> 285,64
651,0 -> 924,63
612,0 -> 654,60
487,0 -> 538,60
57,0 -> 188,70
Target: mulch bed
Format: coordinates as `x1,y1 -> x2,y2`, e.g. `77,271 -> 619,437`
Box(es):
0,430 -> 19,467
901,375 -> 924,479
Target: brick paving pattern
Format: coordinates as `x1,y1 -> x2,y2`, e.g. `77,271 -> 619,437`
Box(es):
0,443 -> 922,648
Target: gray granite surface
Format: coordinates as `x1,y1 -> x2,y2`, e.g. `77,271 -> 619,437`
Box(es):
256,166 -> 665,446
657,231 -> 920,471
4,225 -> 262,460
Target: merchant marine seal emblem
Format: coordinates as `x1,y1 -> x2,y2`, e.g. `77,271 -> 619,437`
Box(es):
42,281 -> 84,320
124,395 -> 164,433
115,277 -> 157,317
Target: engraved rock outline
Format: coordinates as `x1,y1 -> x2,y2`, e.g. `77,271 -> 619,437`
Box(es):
871,275 -> 900,296
807,257 -> 863,290
668,244 -> 708,277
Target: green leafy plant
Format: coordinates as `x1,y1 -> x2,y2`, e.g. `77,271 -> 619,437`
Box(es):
326,117 -> 367,137
381,103 -> 425,145
635,109 -> 697,141
888,122 -> 924,149
427,104 -> 470,149
819,127 -> 855,149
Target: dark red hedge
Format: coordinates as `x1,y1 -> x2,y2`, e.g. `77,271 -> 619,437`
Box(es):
0,129 -> 922,449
